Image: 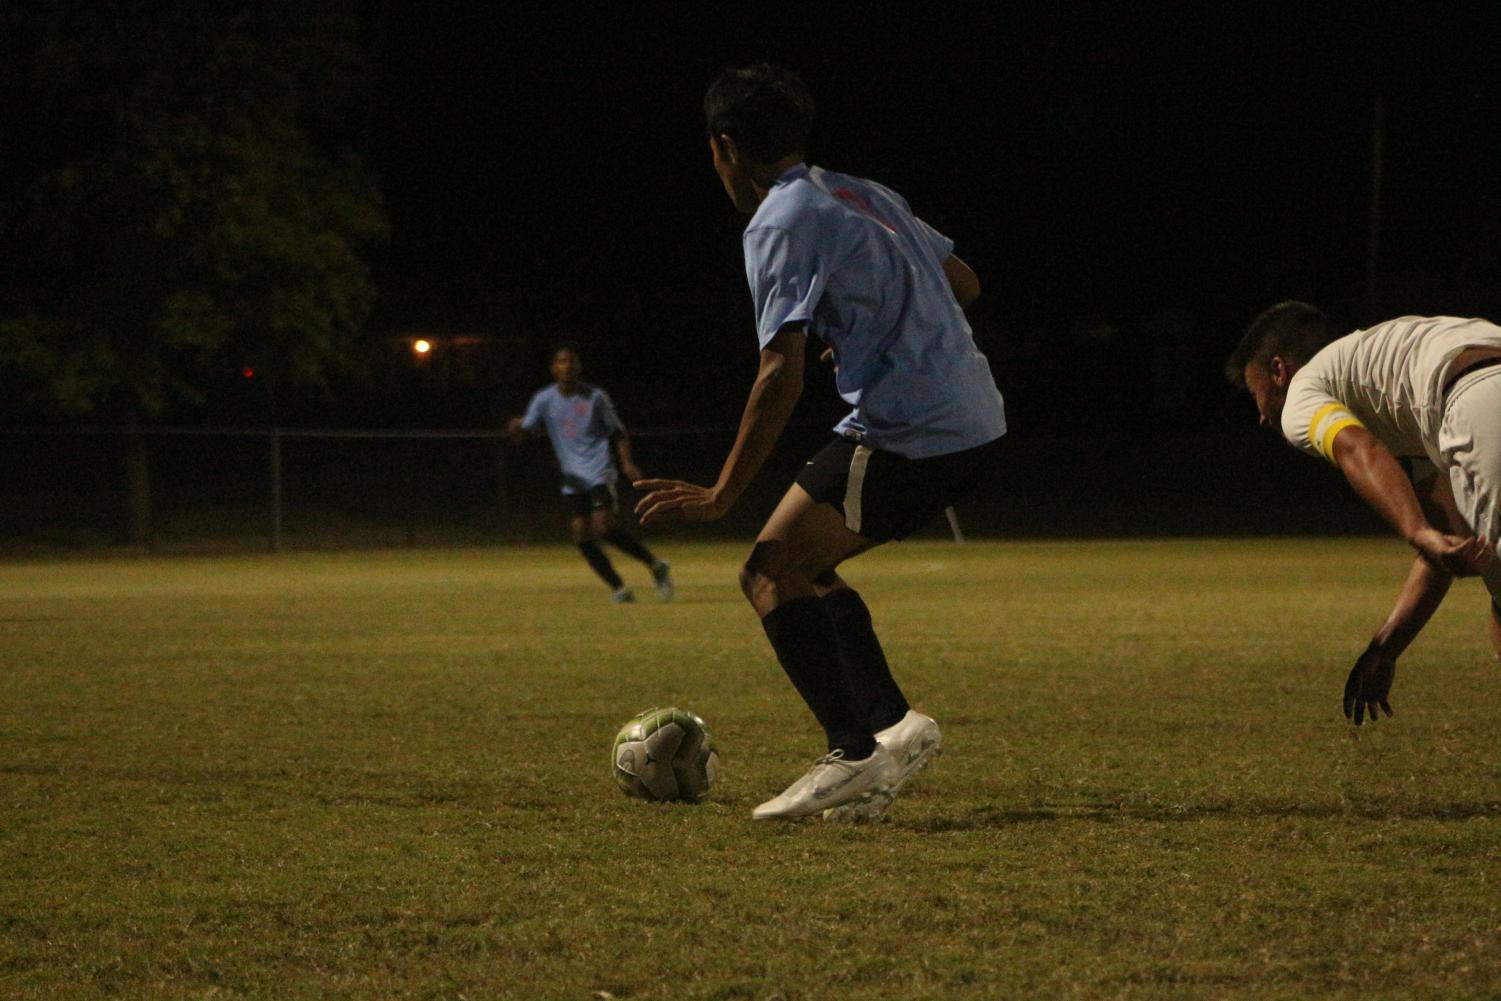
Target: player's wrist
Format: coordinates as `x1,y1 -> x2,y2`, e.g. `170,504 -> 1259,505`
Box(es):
1404,524 -> 1440,549
707,482 -> 737,512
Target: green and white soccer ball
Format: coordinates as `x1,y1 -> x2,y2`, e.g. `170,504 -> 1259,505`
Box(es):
612,707 -> 719,803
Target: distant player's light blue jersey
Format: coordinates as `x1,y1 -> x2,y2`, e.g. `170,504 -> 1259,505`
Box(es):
742,163 -> 1006,459
520,383 -> 624,493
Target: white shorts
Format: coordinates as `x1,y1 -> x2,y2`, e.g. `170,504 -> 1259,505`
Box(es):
1439,366 -> 1501,601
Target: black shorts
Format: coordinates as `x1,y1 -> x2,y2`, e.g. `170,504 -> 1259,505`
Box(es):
563,483 -> 618,519
795,435 -> 1003,542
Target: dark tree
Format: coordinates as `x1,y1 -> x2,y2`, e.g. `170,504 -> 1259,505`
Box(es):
0,1 -> 387,541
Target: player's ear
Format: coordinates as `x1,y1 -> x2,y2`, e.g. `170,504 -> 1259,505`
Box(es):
712,133 -> 740,166
1269,355 -> 1292,387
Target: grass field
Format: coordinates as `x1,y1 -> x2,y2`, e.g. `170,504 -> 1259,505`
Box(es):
3,539 -> 1501,1000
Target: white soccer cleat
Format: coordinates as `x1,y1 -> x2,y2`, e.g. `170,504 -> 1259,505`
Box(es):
822,710 -> 941,822
651,560 -> 674,602
610,587 -> 636,604
752,745 -> 898,821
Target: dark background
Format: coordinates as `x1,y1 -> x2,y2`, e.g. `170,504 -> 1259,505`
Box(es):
361,4 -> 1501,432
6,4 -> 1501,546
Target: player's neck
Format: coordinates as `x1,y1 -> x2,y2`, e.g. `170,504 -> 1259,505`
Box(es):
555,380 -> 580,396
749,155 -> 807,205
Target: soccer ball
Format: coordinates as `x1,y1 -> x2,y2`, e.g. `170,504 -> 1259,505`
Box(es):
612,707 -> 719,803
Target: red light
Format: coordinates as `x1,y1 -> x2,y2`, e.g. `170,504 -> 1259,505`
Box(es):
242,367 -> 256,379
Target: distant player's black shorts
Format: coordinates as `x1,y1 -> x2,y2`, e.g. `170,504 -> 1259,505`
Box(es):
563,483 -> 618,518
795,435 -> 1003,542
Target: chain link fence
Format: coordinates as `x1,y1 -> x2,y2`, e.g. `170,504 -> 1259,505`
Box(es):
0,424 -> 1382,554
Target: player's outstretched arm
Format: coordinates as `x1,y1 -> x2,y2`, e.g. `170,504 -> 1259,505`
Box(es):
1345,555 -> 1452,725
1331,426 -> 1492,576
1345,467 -> 1470,725
635,326 -> 807,525
504,416 -> 527,444
942,254 -> 980,309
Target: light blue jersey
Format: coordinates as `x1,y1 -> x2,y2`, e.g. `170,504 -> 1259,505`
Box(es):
743,163 -> 1006,459
520,383 -> 624,493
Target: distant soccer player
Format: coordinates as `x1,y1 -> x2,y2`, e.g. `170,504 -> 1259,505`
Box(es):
635,65 -> 1006,820
1227,303 -> 1501,723
507,344 -> 673,603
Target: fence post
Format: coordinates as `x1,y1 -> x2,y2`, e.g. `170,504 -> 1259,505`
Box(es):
496,441 -> 508,518
124,432 -> 155,551
944,506 -> 965,544
268,427 -> 283,553
405,438 -> 418,548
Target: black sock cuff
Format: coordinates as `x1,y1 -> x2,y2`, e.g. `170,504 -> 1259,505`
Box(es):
761,596 -> 826,641
819,587 -> 869,623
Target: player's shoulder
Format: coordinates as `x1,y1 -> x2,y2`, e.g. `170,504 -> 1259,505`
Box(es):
745,182 -> 825,240
813,166 -> 910,212
1282,352 -> 1358,447
528,384 -> 557,405
747,166 -> 862,227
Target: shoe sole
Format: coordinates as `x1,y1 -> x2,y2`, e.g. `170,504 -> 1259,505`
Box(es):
818,784 -> 897,823
822,731 -> 941,823
753,781 -> 895,821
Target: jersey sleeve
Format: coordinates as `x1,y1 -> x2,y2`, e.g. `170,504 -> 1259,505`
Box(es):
519,391 -> 547,432
743,226 -> 827,349
595,390 -> 625,436
913,215 -> 956,263
1280,375 -> 1366,463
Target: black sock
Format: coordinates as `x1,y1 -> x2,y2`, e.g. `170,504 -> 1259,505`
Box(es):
821,588 -> 910,732
761,597 -> 876,758
604,528 -> 655,566
577,541 -> 623,590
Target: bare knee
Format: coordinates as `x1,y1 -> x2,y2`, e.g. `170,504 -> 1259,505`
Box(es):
739,541 -> 813,608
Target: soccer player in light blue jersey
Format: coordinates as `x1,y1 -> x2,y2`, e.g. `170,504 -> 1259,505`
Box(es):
636,65 -> 1006,821
507,344 -> 673,603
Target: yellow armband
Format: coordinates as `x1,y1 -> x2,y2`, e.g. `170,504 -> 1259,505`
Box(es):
1307,402 -> 1366,463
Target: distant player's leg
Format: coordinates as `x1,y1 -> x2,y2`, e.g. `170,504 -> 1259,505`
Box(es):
570,496 -> 630,601
743,484 -> 899,820
599,491 -> 673,599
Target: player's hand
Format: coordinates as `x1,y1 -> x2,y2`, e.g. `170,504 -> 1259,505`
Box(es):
1409,527 -> 1493,577
633,479 -> 728,525
1343,642 -> 1397,726
503,416 -> 525,444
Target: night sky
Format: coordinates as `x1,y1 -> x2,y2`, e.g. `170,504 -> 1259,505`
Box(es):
360,4 -> 1501,428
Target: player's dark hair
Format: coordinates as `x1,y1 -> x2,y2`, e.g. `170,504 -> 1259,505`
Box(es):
1225,301 -> 1337,388
551,341 -> 582,360
704,64 -> 815,163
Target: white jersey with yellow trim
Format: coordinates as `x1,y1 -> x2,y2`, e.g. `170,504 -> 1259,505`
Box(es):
1280,316 -> 1501,465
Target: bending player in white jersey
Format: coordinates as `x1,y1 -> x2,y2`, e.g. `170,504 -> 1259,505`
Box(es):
634,65 -> 1006,821
506,344 -> 673,603
1227,302 -> 1501,723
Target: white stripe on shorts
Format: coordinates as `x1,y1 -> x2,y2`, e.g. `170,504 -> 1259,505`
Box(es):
843,445 -> 873,534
